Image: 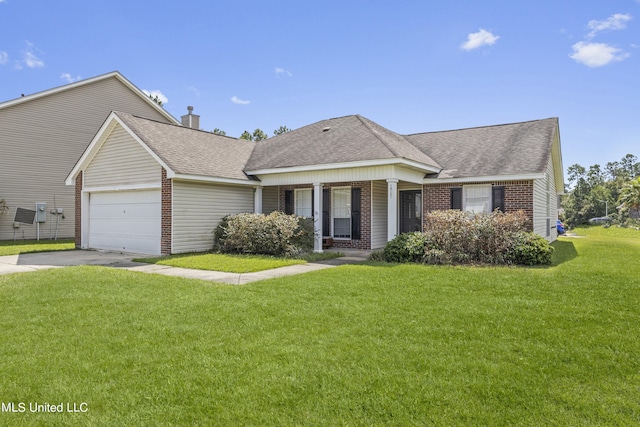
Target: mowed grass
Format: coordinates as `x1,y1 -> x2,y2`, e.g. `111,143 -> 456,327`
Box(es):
134,251 -> 342,273
0,226 -> 639,425
134,252 -> 307,273
0,239 -> 75,256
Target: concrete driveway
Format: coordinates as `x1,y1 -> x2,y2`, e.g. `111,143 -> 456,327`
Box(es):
0,250 -> 140,275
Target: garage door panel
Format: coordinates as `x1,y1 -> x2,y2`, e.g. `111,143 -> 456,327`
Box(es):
88,190 -> 161,255
91,202 -> 159,219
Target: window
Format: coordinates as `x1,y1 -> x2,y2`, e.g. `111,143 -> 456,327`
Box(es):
332,187 -> 351,239
452,185 -> 504,213
295,189 -> 312,217
464,185 -> 491,213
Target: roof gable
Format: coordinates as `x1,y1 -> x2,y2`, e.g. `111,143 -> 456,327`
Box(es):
245,115 -> 441,172
0,71 -> 178,125
67,111 -> 256,185
115,112 -> 256,182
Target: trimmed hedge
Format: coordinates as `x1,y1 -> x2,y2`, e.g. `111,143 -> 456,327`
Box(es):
376,210 -> 553,266
213,211 -> 313,257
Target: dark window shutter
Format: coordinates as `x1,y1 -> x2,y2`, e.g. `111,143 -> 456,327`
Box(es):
322,189 -> 330,236
450,188 -> 462,210
311,189 -> 314,218
492,186 -> 505,212
284,190 -> 293,214
351,187 -> 361,240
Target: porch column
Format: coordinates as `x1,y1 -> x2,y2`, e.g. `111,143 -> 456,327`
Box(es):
313,182 -> 323,253
254,186 -> 263,214
387,179 -> 398,241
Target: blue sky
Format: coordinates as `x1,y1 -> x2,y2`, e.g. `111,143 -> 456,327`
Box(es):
1,0 -> 638,170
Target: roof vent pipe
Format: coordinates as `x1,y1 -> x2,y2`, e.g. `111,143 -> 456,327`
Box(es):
181,106 -> 200,130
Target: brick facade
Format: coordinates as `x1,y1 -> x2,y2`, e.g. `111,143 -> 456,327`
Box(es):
161,168 -> 172,255
422,180 -> 534,230
74,171 -> 82,248
278,181 -> 372,250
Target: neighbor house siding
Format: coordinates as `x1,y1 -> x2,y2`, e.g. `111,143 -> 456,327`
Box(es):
0,75 -> 172,240
371,180 -> 388,249
84,124 -> 161,188
533,156 -> 558,241
262,186 -> 279,214
171,180 -> 254,254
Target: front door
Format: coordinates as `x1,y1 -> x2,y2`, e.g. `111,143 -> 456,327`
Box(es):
400,190 -> 422,233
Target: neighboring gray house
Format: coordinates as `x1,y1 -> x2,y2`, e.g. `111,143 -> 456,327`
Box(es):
0,72 -> 177,241
66,111 -> 564,255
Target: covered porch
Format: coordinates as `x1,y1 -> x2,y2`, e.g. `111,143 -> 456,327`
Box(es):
252,172 -> 426,252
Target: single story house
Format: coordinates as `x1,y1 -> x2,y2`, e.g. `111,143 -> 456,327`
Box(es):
66,111 -> 564,255
0,71 -> 178,241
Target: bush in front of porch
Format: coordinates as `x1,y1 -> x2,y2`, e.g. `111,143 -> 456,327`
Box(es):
213,211 -> 313,257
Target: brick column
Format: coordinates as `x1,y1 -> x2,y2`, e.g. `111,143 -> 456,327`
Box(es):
161,168 -> 172,255
75,171 -> 82,248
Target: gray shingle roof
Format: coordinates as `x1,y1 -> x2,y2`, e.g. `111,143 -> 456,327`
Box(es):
113,112 -> 558,182
245,115 -> 441,171
114,111 -> 255,181
406,118 -> 559,178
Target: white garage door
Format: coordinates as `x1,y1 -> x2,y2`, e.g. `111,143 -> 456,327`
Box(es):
88,190 -> 161,255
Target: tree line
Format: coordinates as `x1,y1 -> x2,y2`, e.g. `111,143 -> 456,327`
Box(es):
562,153 -> 640,227
211,126 -> 291,141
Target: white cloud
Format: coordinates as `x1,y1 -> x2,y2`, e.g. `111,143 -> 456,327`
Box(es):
570,41 -> 630,67
187,86 -> 201,97
275,67 -> 292,77
60,73 -> 81,83
587,13 -> 632,38
461,29 -> 499,51
142,89 -> 169,105
22,41 -> 44,68
231,96 -> 250,105
0,51 -> 8,65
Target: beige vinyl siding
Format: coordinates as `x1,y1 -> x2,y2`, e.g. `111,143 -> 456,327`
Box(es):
0,75 -> 173,240
533,156 -> 558,241
262,186 -> 279,214
257,164 -> 425,186
84,124 -> 160,188
172,180 -> 255,253
398,182 -> 421,191
371,180 -> 388,249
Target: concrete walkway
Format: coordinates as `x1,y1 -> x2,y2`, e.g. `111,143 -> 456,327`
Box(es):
0,249 -> 370,284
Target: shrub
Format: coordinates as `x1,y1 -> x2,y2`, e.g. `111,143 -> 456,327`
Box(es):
213,211 -> 313,257
422,210 -> 530,265
508,232 -> 554,266
382,232 -> 427,263
378,210 -> 553,266
368,249 -> 385,262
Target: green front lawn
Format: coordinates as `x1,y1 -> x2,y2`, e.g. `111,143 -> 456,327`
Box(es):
134,251 -> 342,273
0,226 -> 639,425
0,239 -> 75,256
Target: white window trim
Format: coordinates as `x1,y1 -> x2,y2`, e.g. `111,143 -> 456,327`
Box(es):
331,186 -> 351,240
